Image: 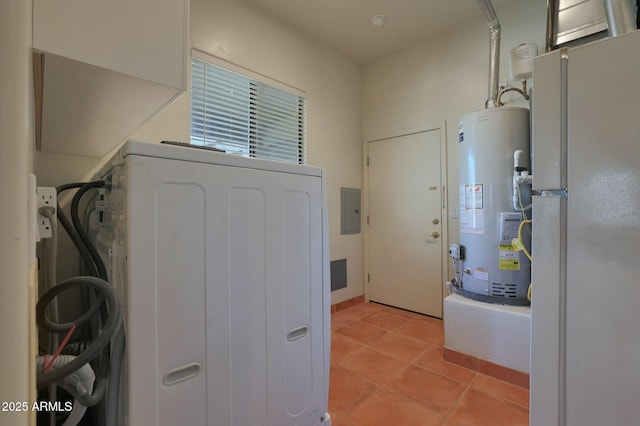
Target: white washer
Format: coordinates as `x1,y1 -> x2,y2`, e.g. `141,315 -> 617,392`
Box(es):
94,140 -> 331,426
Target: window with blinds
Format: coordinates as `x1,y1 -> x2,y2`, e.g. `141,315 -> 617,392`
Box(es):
191,57 -> 306,164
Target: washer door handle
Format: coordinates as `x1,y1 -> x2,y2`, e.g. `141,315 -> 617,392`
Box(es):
162,362 -> 201,386
287,325 -> 309,342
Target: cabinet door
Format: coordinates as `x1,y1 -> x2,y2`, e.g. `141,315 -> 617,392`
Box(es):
33,0 -> 187,89
34,0 -> 188,157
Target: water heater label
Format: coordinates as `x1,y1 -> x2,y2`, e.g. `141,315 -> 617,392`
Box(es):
499,243 -> 521,270
460,184 -> 485,235
460,210 -> 485,235
464,184 -> 483,209
498,212 -> 523,243
458,121 -> 464,143
473,268 -> 489,281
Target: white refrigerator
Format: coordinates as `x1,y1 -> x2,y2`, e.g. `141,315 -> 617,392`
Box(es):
530,30 -> 640,425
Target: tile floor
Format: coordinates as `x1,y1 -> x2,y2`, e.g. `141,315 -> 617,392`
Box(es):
328,302 -> 529,426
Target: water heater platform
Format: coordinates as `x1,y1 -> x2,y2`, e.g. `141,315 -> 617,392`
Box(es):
444,293 -> 530,375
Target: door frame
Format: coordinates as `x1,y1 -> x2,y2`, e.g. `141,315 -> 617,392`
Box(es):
363,123 -> 449,312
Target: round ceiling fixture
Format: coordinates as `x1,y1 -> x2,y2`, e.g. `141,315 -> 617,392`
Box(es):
371,14 -> 386,27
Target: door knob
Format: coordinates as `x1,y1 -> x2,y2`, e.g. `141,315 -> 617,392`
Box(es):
432,218 -> 439,225
431,231 -> 440,239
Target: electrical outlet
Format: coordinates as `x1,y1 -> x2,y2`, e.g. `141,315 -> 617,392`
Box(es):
37,187 -> 57,239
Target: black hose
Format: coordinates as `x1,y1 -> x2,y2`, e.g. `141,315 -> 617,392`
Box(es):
53,180 -> 118,415
38,294 -> 105,334
56,183 -> 99,277
36,276 -> 121,389
62,181 -> 113,411
58,182 -> 108,342
70,181 -> 108,281
105,324 -> 125,425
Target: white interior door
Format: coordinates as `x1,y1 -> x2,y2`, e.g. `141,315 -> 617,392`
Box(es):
367,130 -> 443,317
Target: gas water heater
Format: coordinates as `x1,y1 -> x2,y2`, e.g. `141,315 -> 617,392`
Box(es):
452,106 -> 531,305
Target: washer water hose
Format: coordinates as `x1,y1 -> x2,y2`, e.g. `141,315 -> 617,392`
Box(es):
40,181 -> 124,425
70,181 -> 108,280
105,324 -> 125,426
36,276 -> 121,389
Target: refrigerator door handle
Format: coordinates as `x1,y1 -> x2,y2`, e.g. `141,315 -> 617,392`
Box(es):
539,189 -> 568,198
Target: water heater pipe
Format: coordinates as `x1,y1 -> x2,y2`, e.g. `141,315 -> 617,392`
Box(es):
497,81 -> 529,106
476,0 -> 501,108
513,150 -> 523,210
546,0 -> 559,51
513,150 -> 532,211
602,0 -> 638,37
513,149 -> 523,170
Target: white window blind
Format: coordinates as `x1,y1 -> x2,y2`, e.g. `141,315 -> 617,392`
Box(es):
191,57 -> 306,164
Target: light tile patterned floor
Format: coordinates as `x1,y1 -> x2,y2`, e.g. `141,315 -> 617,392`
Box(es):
329,302 -> 529,426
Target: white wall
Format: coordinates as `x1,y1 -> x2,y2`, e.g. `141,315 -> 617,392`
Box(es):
1,0 -> 35,423
362,0 -> 547,263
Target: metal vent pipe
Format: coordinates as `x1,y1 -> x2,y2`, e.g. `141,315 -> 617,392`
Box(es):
603,0 -> 637,37
477,0 -> 501,108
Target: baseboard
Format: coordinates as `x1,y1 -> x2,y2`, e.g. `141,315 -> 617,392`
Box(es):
443,347 -> 530,389
331,295 -> 365,313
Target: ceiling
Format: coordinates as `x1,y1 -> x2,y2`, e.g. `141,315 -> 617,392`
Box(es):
240,0 -> 515,65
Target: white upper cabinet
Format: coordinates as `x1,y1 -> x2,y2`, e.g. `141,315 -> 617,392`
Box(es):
33,0 -> 189,157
